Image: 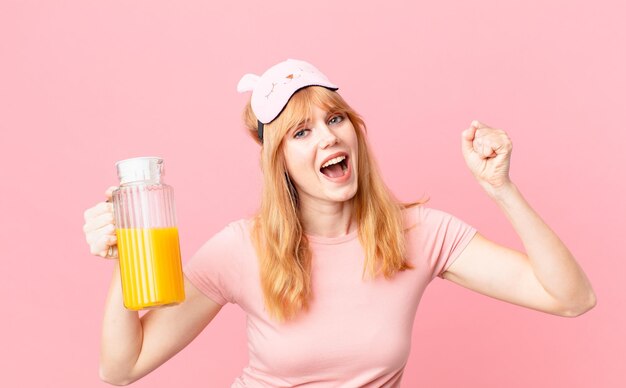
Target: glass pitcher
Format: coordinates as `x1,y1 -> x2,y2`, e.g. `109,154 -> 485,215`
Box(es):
112,156 -> 185,310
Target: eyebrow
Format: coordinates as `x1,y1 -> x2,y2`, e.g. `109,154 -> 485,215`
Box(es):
291,108 -> 346,133
293,110 -> 342,129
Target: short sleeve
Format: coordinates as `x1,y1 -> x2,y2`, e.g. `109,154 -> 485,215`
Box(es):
410,206 -> 478,281
183,223 -> 242,305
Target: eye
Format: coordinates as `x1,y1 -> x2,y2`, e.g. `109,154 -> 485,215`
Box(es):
329,114 -> 344,125
294,128 -> 309,139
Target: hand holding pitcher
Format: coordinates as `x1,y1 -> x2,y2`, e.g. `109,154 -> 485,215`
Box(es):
83,186 -> 119,259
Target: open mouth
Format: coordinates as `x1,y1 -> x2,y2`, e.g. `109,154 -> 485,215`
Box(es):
320,155 -> 349,179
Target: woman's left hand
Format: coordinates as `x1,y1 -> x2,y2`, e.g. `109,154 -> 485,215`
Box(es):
461,120 -> 513,197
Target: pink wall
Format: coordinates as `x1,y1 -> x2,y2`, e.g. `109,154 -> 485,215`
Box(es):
1,1 -> 623,387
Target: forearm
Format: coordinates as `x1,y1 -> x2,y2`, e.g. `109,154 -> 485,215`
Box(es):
99,264 -> 143,385
490,182 -> 596,315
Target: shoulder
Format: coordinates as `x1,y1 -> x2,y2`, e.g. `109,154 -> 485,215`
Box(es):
197,217 -> 254,248
402,204 -> 450,225
187,217 -> 254,266
214,215 -> 254,234
224,217 -> 254,237
402,204 -> 471,233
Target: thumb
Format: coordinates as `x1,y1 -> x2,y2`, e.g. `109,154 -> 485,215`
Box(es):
461,125 -> 477,155
105,186 -> 119,202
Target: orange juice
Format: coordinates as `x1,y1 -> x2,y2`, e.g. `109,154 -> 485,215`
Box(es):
116,227 -> 185,310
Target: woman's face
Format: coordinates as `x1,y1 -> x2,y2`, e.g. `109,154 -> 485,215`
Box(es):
281,104 -> 359,206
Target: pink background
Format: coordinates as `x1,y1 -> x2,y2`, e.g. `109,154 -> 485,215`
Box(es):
1,1 -> 624,387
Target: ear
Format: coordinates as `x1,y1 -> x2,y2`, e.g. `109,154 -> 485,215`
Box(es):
237,73 -> 261,93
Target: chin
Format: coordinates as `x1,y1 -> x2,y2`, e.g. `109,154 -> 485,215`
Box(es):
329,185 -> 358,202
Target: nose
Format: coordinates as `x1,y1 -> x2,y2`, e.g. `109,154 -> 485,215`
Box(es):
317,124 -> 339,149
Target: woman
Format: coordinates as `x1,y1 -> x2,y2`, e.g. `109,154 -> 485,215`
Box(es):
83,59 -> 596,387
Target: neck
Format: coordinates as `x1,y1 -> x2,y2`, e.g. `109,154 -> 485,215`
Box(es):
298,198 -> 356,238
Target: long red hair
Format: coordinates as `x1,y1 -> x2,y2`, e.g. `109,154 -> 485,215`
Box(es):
242,86 -> 428,322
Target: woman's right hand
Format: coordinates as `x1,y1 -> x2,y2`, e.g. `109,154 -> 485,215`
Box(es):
83,186 -> 119,258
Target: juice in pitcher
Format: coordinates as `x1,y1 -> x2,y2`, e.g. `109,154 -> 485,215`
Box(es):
116,226 -> 185,310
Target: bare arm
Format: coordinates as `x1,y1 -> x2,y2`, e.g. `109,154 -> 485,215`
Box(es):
84,187 -> 223,385
99,267 -> 222,385
443,183 -> 596,317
